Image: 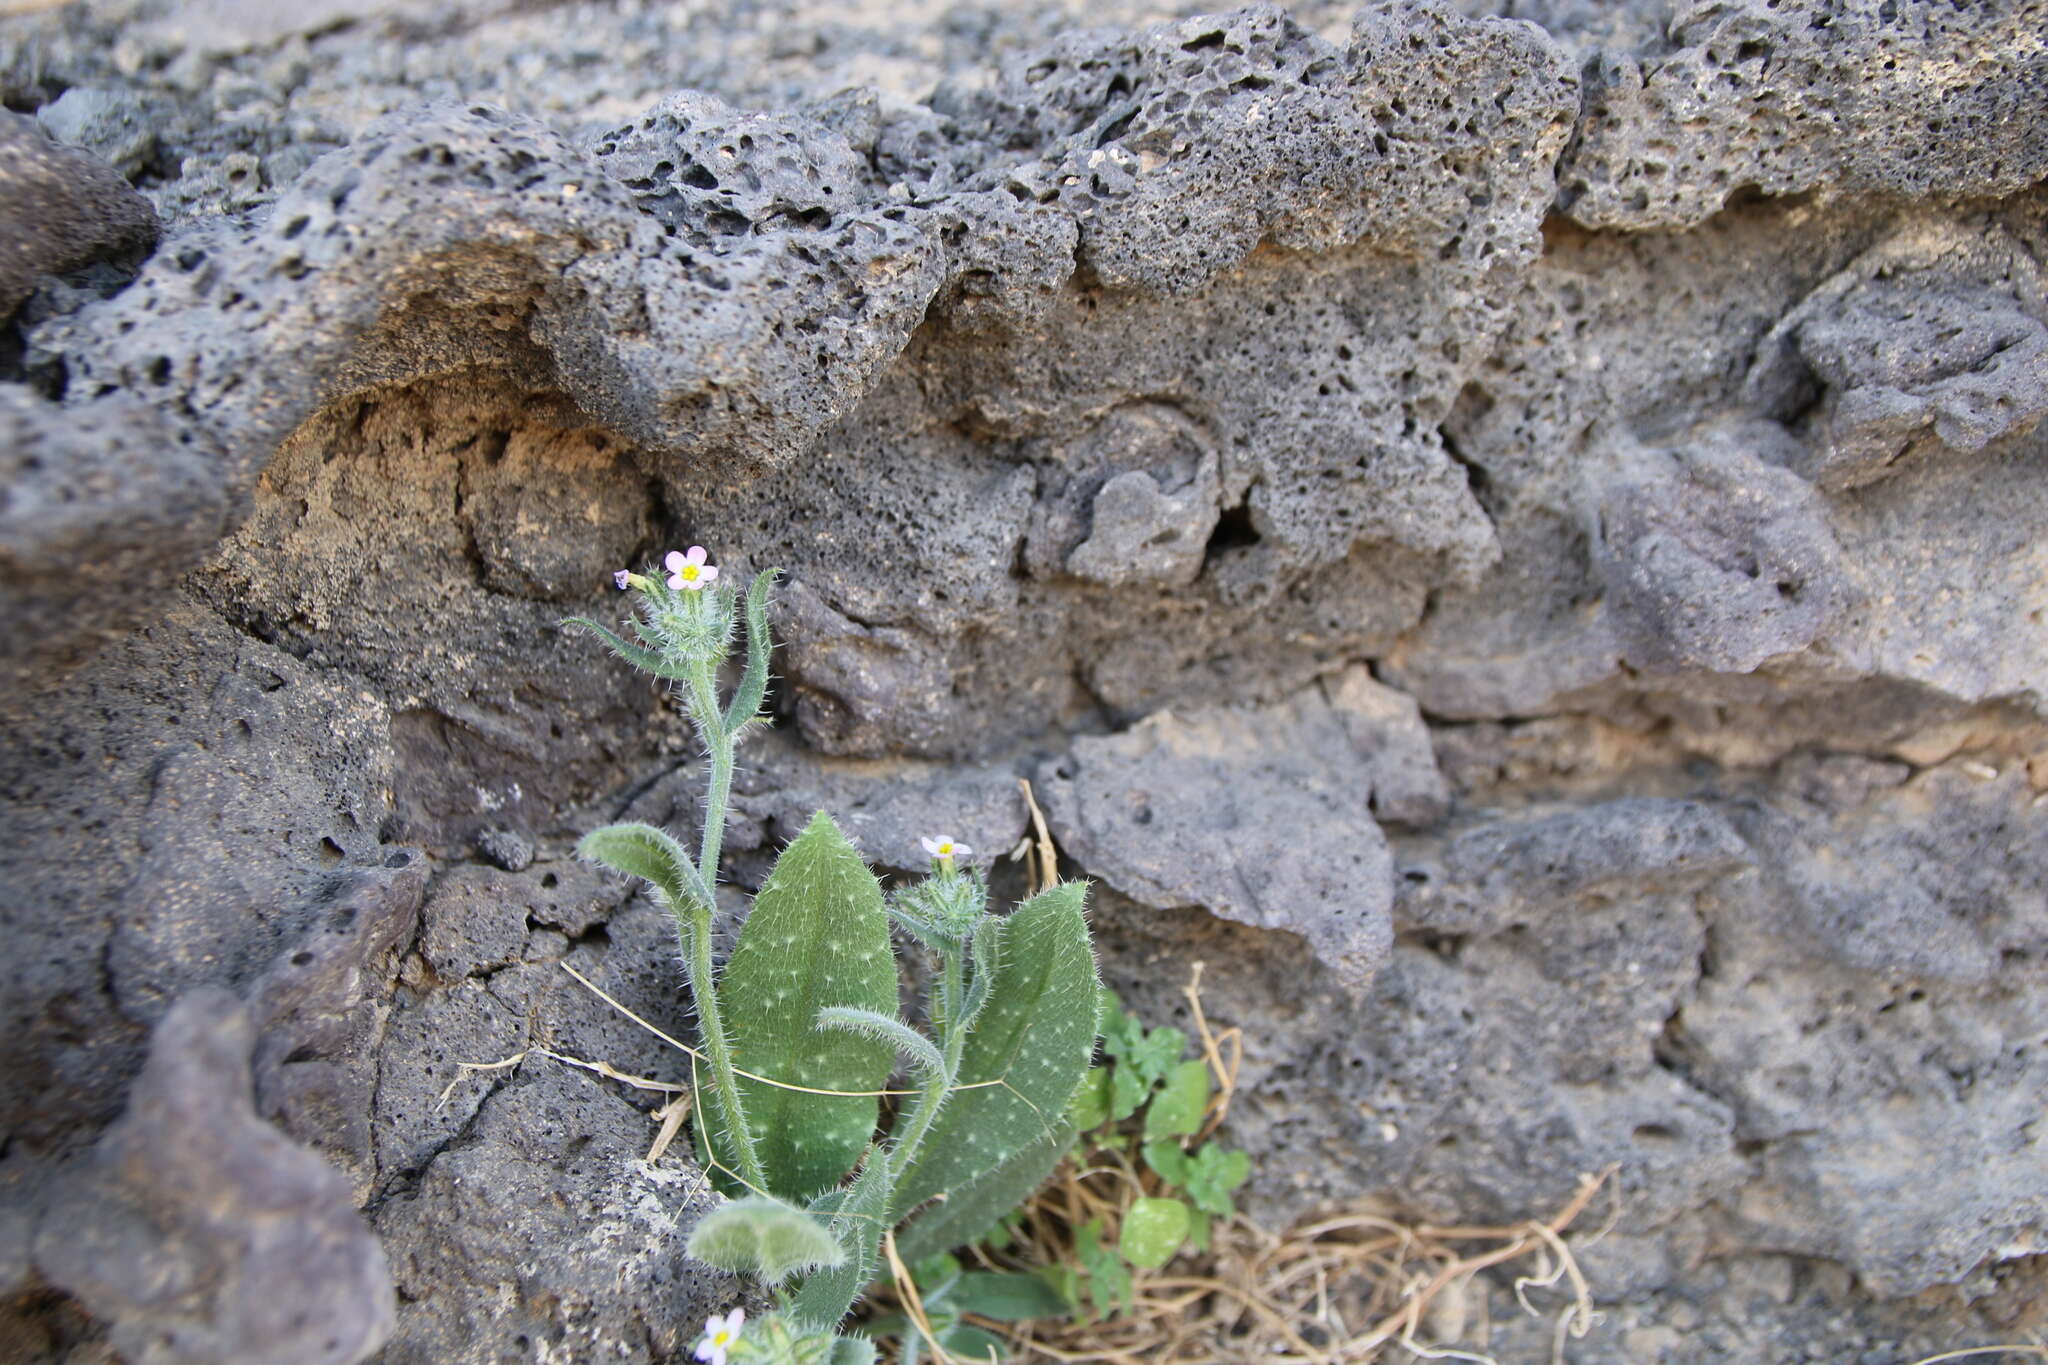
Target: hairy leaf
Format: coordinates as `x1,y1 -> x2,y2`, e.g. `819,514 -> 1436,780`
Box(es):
894,882 -> 1098,1212
685,1197 -> 845,1284
894,1122 -> 1075,1263
723,569 -> 780,733
715,811 -> 897,1200
816,1006 -> 944,1081
576,822 -> 702,911
825,1336 -> 878,1365
790,1150 -> 892,1330
562,616 -> 688,680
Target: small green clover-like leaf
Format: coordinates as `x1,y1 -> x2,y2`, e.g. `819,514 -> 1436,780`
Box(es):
1118,1197 -> 1191,1271
1142,1138 -> 1188,1187
1142,1059 -> 1210,1141
1181,1144 -> 1252,1217
1188,1206 -> 1212,1252
1108,1061 -> 1151,1123
1067,1067 -> 1112,1131
1074,1219 -> 1134,1321
684,1197 -> 846,1284
1099,1005 -> 1145,1058
1105,1017 -> 1185,1086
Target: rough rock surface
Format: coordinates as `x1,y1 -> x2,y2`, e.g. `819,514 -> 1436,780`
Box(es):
2,0 -> 2046,1361
31,989 -> 395,1365
0,111 -> 157,317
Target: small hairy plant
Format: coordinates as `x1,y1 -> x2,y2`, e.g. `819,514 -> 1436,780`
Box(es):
569,548 -> 1101,1364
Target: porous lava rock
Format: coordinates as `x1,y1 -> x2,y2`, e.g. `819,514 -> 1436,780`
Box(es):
3,0 -> 2047,1360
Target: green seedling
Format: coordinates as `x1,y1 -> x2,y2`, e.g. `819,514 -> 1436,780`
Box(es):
1029,993 -> 1251,1306
570,548 -> 1101,1361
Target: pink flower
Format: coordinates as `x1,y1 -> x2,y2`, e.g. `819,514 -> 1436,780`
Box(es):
613,569 -> 632,590
695,1307 -> 745,1365
666,546 -> 719,592
921,835 -> 971,863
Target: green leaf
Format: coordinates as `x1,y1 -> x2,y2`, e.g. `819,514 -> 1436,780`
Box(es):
938,1326 -> 1007,1362
715,812 -> 898,1201
1141,1139 -> 1188,1187
825,1336 -> 878,1365
1098,1007 -> 1145,1061
1118,1197 -> 1190,1271
894,1123 -> 1075,1263
562,615 -> 689,680
1142,1059 -> 1211,1141
1104,1017 -> 1184,1087
1101,1013 -> 1183,1122
816,1006 -> 944,1081
894,882 -> 1098,1212
576,822 -> 701,912
1067,1067 -> 1112,1131
723,569 -> 780,733
949,1272 -> 1069,1322
1108,1062 -> 1151,1123
1040,1263 -> 1082,1315
1181,1144 -> 1251,1217
790,1151 -> 892,1331
684,1197 -> 846,1284
1074,1219 -> 1133,1320
1188,1206 -> 1212,1252
1095,986 -> 1121,1033
911,1254 -> 964,1301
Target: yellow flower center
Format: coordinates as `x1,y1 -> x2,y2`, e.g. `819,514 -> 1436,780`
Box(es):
681,565 -> 701,581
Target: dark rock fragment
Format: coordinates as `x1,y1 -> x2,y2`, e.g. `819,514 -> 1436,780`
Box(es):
32,988 -> 394,1365
0,111 -> 156,318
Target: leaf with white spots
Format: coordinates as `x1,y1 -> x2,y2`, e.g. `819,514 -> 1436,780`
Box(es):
715,811 -> 897,1201
790,1147 -> 893,1330
894,881 -> 1098,1212
895,1120 -> 1078,1263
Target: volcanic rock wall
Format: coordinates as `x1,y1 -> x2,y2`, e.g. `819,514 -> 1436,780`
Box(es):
2,0 -> 2046,1360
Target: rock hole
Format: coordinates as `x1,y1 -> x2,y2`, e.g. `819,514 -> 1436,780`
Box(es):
1201,496 -> 1261,571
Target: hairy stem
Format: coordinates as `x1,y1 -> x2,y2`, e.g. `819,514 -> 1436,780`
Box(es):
684,894 -> 767,1190
677,622 -> 756,1190
887,940 -> 969,1185
688,657 -> 735,884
